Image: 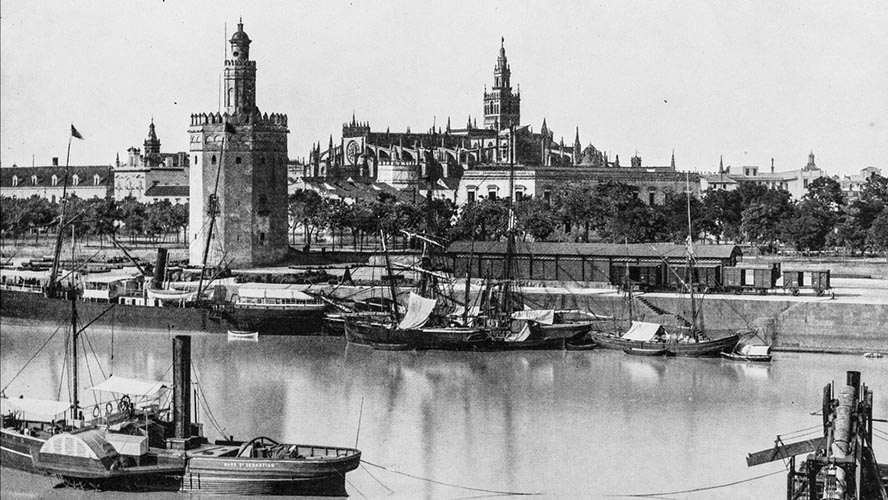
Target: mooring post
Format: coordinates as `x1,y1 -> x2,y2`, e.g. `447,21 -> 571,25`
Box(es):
173,335 -> 192,439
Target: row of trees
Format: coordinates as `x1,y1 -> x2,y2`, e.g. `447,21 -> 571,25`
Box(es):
289,174 -> 888,254
4,173 -> 886,254
0,196 -> 189,246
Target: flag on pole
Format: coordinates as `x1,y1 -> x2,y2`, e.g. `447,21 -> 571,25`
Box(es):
70,124 -> 84,140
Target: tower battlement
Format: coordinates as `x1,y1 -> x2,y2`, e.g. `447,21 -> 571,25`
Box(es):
189,112 -> 288,128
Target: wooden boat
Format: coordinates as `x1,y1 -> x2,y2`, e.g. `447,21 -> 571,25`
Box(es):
623,346 -> 668,356
227,330 -> 259,342
720,343 -> 772,362
591,322 -> 740,357
565,335 -> 597,351
181,437 -> 360,496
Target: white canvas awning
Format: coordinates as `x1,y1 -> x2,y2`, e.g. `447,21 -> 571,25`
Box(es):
87,375 -> 167,397
397,292 -> 437,330
621,321 -> 665,341
511,309 -> 555,325
739,344 -> 771,356
1,397 -> 70,421
237,284 -> 314,300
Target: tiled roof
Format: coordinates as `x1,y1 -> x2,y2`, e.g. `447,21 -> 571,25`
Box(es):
144,184 -> 189,197
1,165 -> 113,188
446,241 -> 741,260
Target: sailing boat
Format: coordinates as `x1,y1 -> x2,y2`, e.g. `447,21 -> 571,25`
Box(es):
483,126 -> 593,350
590,176 -> 741,356
342,230 -> 489,350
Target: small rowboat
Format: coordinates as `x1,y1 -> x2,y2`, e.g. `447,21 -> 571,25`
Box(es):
623,347 -> 668,357
720,343 -> 771,362
227,330 -> 259,342
566,336 -> 597,351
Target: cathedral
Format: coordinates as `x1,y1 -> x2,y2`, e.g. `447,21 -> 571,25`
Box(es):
301,38 -> 652,201
188,20 -> 290,267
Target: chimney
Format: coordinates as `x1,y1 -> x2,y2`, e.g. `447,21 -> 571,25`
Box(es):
52,157 -> 59,166
173,335 -> 192,439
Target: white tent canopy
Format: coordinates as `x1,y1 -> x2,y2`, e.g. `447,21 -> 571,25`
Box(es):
621,321 -> 665,341
398,292 -> 437,330
511,309 -> 555,325
1,397 -> 71,421
87,375 -> 167,397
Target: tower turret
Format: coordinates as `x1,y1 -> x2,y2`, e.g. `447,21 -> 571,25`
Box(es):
224,18 -> 257,116
483,37 -> 521,131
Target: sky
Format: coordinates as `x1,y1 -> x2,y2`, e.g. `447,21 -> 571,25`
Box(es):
1,1 -> 887,177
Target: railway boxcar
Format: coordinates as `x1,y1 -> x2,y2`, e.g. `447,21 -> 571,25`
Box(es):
782,269 -> 831,296
666,264 -> 720,291
609,263 -> 665,291
721,263 -> 779,294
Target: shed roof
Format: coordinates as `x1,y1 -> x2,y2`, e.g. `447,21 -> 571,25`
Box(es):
446,241 -> 740,260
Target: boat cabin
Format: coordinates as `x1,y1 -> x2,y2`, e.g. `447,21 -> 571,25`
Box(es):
82,273 -> 143,302
0,269 -> 77,293
234,284 -> 324,309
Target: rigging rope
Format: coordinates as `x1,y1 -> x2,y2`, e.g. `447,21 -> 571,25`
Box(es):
189,361 -> 227,439
1,322 -> 65,393
605,468 -> 786,497
361,459 -> 539,496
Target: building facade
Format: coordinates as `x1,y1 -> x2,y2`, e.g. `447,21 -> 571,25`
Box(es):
188,20 -> 289,268
114,120 -> 189,201
700,152 -> 828,200
1,159 -> 112,201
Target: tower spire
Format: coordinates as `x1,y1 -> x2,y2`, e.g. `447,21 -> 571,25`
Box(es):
719,155 -> 724,174
671,149 -> 675,169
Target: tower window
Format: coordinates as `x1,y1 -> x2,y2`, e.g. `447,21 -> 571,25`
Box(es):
259,232 -> 266,244
235,156 -> 242,164
211,155 -> 217,165
649,192 -> 655,205
194,155 -> 198,164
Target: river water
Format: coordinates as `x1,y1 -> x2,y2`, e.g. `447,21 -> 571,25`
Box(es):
1,321 -> 886,500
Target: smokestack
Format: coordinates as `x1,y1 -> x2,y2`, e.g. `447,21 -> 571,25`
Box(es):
151,248 -> 168,289
173,335 -> 192,439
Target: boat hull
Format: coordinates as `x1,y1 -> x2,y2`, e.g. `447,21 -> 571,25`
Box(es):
0,428 -> 46,475
720,352 -> 772,362
488,321 -> 592,350
181,444 -> 360,496
343,315 -> 488,351
0,290 -> 325,335
591,331 -> 741,357
623,347 -> 668,356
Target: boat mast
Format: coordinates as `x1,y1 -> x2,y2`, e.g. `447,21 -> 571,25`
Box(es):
502,125 -> 516,316
685,172 -> 698,339
380,230 -> 400,323
196,124 -> 228,301
48,132 -> 76,299
70,290 -> 80,420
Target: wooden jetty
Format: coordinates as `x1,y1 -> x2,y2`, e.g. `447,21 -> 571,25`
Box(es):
746,370 -> 887,500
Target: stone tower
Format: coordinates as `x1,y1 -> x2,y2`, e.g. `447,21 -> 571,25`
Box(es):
144,119 -> 161,164
483,38 -> 521,131
188,20 -> 289,268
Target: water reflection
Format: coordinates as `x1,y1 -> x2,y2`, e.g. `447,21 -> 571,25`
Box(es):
1,321 -> 887,500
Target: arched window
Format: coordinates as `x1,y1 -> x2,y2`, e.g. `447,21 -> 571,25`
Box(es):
93,174 -> 101,186
31,175 -> 38,185
72,174 -> 80,186
211,155 -> 217,165
235,156 -> 242,164
51,175 -> 58,186
12,175 -> 19,187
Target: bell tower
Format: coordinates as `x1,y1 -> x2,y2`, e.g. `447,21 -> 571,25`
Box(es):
483,38 -> 521,131
188,20 -> 290,268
